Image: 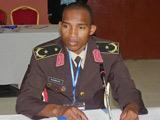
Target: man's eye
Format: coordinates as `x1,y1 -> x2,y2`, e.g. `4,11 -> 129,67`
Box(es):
79,26 -> 85,29
63,24 -> 68,28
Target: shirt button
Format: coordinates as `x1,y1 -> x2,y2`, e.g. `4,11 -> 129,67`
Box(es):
80,92 -> 85,96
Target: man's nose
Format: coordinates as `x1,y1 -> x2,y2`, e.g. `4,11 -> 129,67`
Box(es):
70,27 -> 78,37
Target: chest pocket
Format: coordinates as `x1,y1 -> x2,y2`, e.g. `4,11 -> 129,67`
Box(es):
42,77 -> 72,102
47,77 -> 65,93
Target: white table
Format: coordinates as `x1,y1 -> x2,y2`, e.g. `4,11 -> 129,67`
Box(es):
0,25 -> 61,88
110,107 -> 160,120
0,108 -> 159,120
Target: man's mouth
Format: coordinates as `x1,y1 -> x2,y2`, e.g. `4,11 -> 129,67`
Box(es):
68,40 -> 78,46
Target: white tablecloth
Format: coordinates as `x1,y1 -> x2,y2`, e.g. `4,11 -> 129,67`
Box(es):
0,107 -> 159,120
0,25 -> 61,88
110,107 -> 160,120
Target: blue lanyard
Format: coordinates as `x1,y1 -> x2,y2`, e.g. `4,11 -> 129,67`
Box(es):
68,47 -> 86,102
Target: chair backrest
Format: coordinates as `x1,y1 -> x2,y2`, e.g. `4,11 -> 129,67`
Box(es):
10,6 -> 39,25
0,9 -> 7,25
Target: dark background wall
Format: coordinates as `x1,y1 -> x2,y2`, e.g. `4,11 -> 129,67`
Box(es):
88,0 -> 160,59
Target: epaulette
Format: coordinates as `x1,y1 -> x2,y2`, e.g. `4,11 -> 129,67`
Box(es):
33,44 -> 61,60
96,41 -> 119,54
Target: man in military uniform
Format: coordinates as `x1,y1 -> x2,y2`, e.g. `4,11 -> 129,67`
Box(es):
16,2 -> 148,120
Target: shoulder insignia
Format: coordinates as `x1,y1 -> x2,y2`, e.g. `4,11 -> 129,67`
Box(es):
33,44 -> 61,60
96,41 -> 119,54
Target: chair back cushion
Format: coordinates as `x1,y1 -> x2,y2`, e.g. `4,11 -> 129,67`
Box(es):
0,9 -> 7,24
12,7 -> 38,25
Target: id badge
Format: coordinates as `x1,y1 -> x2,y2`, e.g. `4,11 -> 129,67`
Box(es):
63,102 -> 85,110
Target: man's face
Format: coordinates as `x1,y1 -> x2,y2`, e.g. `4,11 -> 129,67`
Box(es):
59,9 -> 96,54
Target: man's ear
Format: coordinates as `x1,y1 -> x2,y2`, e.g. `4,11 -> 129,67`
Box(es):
89,25 -> 97,35
59,21 -> 62,28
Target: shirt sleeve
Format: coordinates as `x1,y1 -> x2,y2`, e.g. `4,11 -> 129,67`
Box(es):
16,54 -> 48,118
108,54 -> 148,114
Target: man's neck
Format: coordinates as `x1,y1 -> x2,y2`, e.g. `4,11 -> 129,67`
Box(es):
69,44 -> 88,69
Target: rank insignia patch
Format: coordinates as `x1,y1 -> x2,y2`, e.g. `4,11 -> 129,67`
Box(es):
96,42 -> 119,54
33,44 -> 61,60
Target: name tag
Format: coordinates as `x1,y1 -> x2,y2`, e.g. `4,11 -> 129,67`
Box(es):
48,77 -> 64,85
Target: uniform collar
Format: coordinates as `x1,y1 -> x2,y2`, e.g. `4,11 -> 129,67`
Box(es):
70,44 -> 88,69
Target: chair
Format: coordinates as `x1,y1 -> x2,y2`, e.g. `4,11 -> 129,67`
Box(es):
10,6 -> 39,25
0,9 -> 7,25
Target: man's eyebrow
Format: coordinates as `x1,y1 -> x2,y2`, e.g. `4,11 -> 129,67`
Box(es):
78,23 -> 88,26
62,21 -> 69,24
62,21 -> 88,26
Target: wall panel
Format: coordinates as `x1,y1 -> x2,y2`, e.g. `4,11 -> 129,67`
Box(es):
125,0 -> 160,59
88,0 -> 160,59
88,0 -> 126,57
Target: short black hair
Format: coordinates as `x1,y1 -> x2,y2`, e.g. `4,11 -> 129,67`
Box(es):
62,2 -> 93,24
76,0 -> 88,4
